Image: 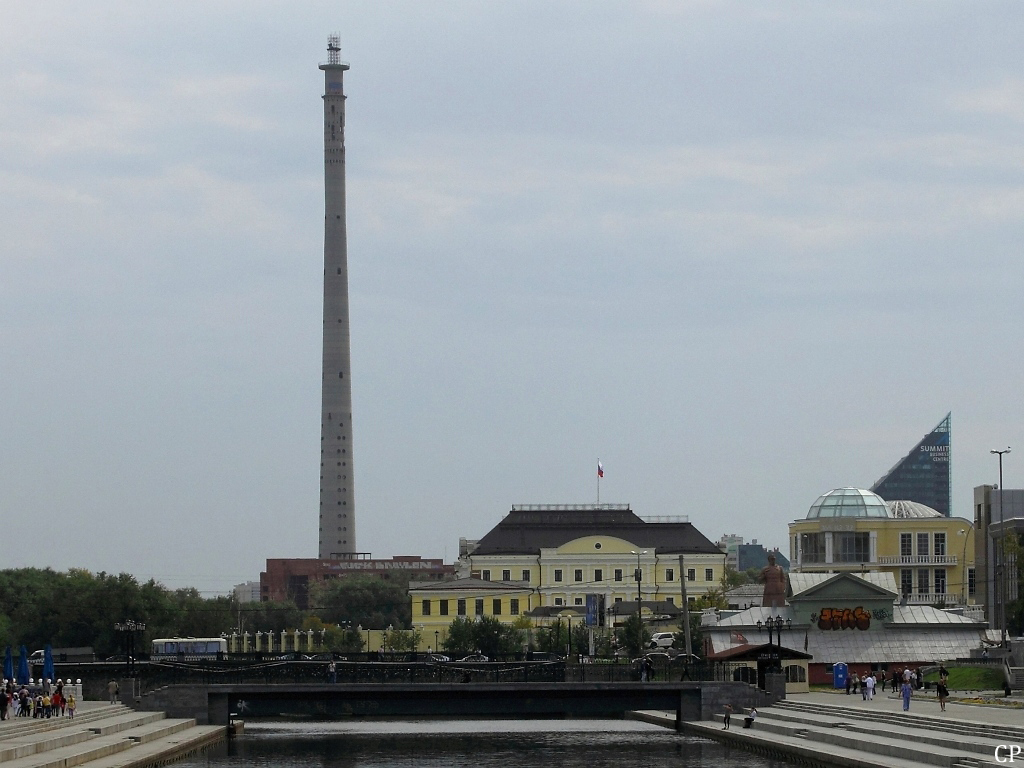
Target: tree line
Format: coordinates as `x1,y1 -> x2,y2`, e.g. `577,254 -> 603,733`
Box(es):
0,568 -> 412,656
0,566 -> 737,659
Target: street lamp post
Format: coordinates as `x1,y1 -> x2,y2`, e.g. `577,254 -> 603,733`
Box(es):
630,550 -> 647,654
991,448 -> 1011,647
435,630 -> 440,656
113,620 -> 146,678
756,616 -> 791,647
567,614 -> 572,659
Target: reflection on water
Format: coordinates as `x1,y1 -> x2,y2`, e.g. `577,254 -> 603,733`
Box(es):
174,719 -> 788,768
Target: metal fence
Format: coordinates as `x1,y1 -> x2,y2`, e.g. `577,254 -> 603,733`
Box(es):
141,659 -> 753,688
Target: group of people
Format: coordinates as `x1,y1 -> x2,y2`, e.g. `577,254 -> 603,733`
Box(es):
844,672 -> 880,699
0,678 -> 77,720
721,705 -> 757,729
844,665 -> 950,712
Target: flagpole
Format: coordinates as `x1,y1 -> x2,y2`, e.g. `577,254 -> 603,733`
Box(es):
596,459 -> 601,505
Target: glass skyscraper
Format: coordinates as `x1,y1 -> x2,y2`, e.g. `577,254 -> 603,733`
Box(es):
870,413 -> 951,517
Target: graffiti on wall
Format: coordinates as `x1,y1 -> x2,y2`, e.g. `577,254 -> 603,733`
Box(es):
812,607 -> 871,630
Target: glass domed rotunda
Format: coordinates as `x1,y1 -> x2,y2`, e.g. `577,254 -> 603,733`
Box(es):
806,488 -> 890,519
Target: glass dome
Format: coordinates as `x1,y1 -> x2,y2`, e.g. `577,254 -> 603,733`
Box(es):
886,500 -> 941,519
806,488 -> 891,519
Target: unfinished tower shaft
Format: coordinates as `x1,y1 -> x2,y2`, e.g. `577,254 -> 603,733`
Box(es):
319,36 -> 355,558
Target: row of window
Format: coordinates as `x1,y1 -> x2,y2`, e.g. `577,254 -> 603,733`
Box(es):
899,532 -> 946,558
421,598 -> 521,617
422,593 -> 688,616
551,595 -> 678,607
800,531 -> 950,564
898,567 -> 975,595
478,568 -> 716,583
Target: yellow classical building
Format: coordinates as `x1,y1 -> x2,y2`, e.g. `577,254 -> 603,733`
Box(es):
788,488 -> 975,606
410,504 -> 726,645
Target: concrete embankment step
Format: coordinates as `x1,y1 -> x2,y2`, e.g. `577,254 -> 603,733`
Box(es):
684,718 -> 942,768
760,706 -> 1006,758
669,698 -> 1017,768
0,706 -> 136,761
0,728 -> 98,762
0,706 -> 131,740
71,726 -> 225,768
0,734 -> 137,768
85,712 -> 166,736
0,703 -> 225,768
775,699 -> 1024,742
746,712 -> 985,767
120,719 -> 195,745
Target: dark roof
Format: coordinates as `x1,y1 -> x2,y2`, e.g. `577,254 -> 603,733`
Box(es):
471,506 -> 722,556
607,600 -> 681,616
707,642 -> 812,661
524,606 -> 587,618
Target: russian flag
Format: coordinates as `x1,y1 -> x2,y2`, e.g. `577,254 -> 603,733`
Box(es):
597,460 -> 604,478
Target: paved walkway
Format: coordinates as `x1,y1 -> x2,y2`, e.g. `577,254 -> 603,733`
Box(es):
798,688 -> 1024,727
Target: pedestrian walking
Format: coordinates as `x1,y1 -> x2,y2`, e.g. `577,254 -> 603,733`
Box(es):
722,704 -> 732,729
901,680 -> 913,711
936,679 -> 948,711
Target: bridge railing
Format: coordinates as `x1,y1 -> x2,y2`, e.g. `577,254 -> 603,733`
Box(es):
142,659 -> 753,687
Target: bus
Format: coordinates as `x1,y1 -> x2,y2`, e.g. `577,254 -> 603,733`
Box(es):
151,637 -> 228,660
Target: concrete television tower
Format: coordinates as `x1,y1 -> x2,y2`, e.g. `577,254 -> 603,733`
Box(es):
318,36 -> 356,559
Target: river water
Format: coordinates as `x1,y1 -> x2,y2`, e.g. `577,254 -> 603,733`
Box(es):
173,719 -> 789,768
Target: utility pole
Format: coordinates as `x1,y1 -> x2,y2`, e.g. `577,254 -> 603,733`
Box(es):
631,550 -> 647,654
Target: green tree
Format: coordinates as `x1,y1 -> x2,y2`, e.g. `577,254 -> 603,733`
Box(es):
536,621 -> 567,654
471,616 -> 521,657
673,605 -> 703,659
387,628 -> 422,652
614,614 -> 652,658
303,617 -> 364,654
442,617 -> 477,655
695,587 -> 727,612
570,622 -> 591,656
722,566 -> 747,590
309,575 -> 410,629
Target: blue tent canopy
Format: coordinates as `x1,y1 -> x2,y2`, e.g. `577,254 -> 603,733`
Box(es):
43,645 -> 55,684
17,645 -> 30,684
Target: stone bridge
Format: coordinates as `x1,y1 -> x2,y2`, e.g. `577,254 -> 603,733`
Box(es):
134,680 -> 780,727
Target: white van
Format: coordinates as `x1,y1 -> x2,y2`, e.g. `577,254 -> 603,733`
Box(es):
648,632 -> 675,649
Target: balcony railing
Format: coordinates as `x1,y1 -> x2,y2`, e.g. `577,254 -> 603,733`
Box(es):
878,555 -> 958,566
900,592 -> 962,605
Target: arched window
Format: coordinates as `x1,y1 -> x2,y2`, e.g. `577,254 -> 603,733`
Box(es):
784,664 -> 807,683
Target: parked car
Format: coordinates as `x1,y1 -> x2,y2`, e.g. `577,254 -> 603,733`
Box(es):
426,653 -> 450,662
644,651 -> 673,661
648,632 -> 675,649
458,653 -> 490,662
527,652 -> 563,662
671,653 -> 702,664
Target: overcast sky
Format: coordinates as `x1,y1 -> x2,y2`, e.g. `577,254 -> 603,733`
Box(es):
3,2 -> 1023,595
